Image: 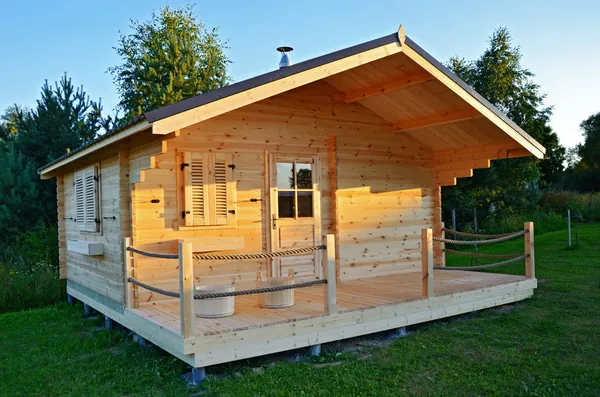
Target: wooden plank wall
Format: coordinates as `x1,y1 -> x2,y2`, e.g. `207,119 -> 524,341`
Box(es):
62,151 -> 125,303
130,81 -> 435,302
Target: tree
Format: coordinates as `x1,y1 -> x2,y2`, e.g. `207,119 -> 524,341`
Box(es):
16,75 -> 104,169
0,144 -> 41,237
4,74 -> 107,228
578,112 -> 600,169
0,105 -> 32,150
444,28 -> 565,227
109,5 -> 230,121
565,112 -> 600,191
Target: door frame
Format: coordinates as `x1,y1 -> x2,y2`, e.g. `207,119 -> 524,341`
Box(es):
266,152 -> 322,278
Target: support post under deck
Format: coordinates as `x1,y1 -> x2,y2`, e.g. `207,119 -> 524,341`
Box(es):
309,344 -> 322,356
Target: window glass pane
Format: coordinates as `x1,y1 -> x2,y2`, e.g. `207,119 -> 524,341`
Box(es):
278,191 -> 295,218
296,163 -> 312,189
277,162 -> 295,189
297,191 -> 313,217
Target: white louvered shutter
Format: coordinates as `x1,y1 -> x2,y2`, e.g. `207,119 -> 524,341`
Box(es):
75,171 -> 85,230
74,165 -> 99,232
83,166 -> 99,232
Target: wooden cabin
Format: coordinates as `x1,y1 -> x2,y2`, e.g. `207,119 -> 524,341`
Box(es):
39,26 -> 542,378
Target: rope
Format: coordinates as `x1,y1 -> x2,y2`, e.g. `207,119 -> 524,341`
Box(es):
193,245 -> 326,261
194,279 -> 327,299
433,230 -> 526,245
434,254 -> 527,271
128,278 -> 181,298
126,277 -> 327,300
441,228 -> 521,239
127,247 -> 179,260
127,245 -> 326,261
443,249 -> 523,258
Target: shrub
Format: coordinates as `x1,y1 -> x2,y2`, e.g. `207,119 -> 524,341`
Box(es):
0,226 -> 63,314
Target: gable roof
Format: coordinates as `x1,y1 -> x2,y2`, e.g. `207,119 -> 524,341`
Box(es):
39,26 -> 545,177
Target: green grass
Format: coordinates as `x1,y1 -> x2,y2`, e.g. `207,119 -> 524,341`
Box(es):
1,225 -> 599,396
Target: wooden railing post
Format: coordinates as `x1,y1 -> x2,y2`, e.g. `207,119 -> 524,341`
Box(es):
123,237 -> 136,309
524,222 -> 535,279
324,234 -> 337,314
421,228 -> 434,297
179,241 -> 195,339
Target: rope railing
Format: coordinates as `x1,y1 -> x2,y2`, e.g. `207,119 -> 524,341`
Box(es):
126,246 -> 179,259
440,228 -> 520,239
126,245 -> 326,261
433,254 -> 527,271
127,277 -> 327,300
443,248 -> 523,259
192,245 -> 326,261
433,229 -> 526,245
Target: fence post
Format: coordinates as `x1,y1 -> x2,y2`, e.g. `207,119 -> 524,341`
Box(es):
421,228 -> 434,297
524,222 -> 535,279
440,222 -> 446,267
123,237 -> 136,308
324,234 -> 337,314
179,241 -> 195,339
451,209 -> 456,240
567,209 -> 572,248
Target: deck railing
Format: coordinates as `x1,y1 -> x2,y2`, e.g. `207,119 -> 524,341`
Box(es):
123,235 -> 337,339
421,222 -> 535,298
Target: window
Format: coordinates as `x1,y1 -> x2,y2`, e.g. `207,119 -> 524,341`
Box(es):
276,161 -> 314,218
74,165 -> 99,232
182,152 -> 235,227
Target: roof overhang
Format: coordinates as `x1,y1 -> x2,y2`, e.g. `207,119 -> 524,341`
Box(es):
38,25 -> 545,177
39,118 -> 150,179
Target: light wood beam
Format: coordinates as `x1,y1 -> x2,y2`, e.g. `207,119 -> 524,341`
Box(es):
152,41 -> 403,135
343,72 -> 433,103
401,42 -> 545,158
393,108 -> 482,132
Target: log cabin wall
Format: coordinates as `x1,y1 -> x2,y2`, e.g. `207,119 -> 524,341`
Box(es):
61,150 -> 125,306
130,81 -> 436,303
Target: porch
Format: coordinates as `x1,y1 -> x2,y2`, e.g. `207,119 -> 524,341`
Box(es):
132,270 -> 533,338
110,223 -> 536,368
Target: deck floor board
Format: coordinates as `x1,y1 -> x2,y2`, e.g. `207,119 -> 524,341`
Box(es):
132,270 -> 526,336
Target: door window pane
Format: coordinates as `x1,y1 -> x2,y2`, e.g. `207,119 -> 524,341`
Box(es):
277,163 -> 294,189
296,163 -> 312,189
277,191 -> 295,218
297,191 -> 313,217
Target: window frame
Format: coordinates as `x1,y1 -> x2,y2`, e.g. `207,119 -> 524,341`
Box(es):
275,160 -> 315,220
177,150 -> 237,230
73,164 -> 101,234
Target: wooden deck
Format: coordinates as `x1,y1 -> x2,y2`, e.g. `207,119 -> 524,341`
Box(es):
133,270 -> 530,337
68,269 -> 536,368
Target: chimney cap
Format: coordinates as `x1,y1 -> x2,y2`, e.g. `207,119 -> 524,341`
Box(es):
277,46 -> 293,53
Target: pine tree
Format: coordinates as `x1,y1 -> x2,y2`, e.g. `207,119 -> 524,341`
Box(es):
3,74 -> 106,228
109,5 -> 230,121
0,144 -> 41,237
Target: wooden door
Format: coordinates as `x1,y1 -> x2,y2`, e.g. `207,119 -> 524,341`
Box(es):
268,154 -> 322,279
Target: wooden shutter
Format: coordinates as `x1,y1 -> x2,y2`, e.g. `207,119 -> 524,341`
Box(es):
74,165 -> 99,232
182,152 -> 235,226
75,172 -> 85,229
211,153 -> 233,225
183,152 -> 210,226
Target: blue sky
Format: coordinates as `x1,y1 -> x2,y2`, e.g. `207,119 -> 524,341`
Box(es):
1,0 -> 598,148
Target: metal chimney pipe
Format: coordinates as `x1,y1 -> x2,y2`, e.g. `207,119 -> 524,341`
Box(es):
277,46 -> 293,68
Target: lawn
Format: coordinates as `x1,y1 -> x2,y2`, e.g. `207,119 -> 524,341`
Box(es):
1,224 -> 599,396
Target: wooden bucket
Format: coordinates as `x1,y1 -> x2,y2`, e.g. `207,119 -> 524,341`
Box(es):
257,271 -> 295,309
194,280 -> 235,318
